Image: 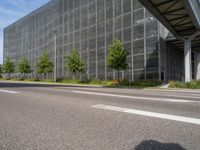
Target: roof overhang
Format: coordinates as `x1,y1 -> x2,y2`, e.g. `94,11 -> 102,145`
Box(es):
166,36 -> 200,52
138,0 -> 200,38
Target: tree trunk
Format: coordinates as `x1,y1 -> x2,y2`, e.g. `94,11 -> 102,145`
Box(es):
117,69 -> 120,83
45,73 -> 46,80
73,73 -> 75,80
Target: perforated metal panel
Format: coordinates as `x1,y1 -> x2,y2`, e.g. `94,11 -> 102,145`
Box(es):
4,0 -> 160,81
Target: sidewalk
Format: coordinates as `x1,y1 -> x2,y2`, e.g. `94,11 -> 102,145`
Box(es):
0,80 -> 103,88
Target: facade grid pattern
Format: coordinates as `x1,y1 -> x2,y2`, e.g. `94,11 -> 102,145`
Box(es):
4,0 -> 160,81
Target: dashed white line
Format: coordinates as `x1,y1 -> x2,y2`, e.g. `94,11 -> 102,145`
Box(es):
92,104 -> 200,125
0,89 -> 20,94
73,91 -> 199,103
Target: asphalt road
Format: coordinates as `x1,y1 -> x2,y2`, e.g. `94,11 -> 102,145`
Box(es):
0,81 -> 200,150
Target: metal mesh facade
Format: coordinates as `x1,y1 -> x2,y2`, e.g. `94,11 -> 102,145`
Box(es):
190,0 -> 200,24
4,0 -> 160,81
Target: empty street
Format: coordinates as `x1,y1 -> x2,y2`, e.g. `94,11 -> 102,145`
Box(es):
0,81 -> 200,150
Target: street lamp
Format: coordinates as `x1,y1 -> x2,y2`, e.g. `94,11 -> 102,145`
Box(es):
128,62 -> 132,86
87,47 -> 89,80
52,31 -> 57,83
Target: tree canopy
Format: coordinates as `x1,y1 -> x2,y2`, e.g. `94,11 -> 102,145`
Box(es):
107,39 -> 128,81
65,48 -> 85,78
18,57 -> 32,74
3,57 -> 15,74
36,52 -> 53,75
0,64 -> 2,77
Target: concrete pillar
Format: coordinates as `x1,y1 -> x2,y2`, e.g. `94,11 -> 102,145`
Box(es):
196,53 -> 200,80
184,40 -> 192,82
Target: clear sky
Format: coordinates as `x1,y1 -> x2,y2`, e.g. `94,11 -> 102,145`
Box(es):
0,0 -> 50,64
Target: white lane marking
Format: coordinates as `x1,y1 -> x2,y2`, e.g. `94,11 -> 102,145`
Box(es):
58,86 -> 200,99
92,104 -> 200,125
71,87 -> 200,99
73,91 -> 199,103
146,89 -> 200,95
0,89 -> 20,94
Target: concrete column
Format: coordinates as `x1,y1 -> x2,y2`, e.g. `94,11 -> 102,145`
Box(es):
196,53 -> 200,80
184,40 -> 192,82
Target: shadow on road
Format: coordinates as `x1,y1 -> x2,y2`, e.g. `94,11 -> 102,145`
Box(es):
0,82 -> 98,89
135,140 -> 186,150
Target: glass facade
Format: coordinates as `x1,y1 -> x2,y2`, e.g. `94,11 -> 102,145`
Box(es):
4,0 -> 160,81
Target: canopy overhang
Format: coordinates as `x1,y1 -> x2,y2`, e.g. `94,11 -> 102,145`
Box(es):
138,0 -> 200,38
138,0 -> 200,82
167,36 -> 200,52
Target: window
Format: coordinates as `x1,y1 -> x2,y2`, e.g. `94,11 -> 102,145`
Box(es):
74,0 -> 80,9
123,42 -> 131,55
134,54 -> 144,69
106,19 -> 113,33
133,0 -> 143,10
146,36 -> 158,53
97,10 -> 105,23
115,0 -> 122,17
123,0 -> 131,14
133,39 -> 144,54
146,52 -> 158,68
97,23 -> 105,35
115,16 -> 122,31
89,26 -> 96,38
81,6 -> 88,27
123,28 -> 131,42
133,25 -> 144,40
123,13 -> 131,28
97,36 -> 105,48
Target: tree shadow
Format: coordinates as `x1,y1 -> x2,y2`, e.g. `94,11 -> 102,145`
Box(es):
0,82 -> 99,89
134,140 -> 186,150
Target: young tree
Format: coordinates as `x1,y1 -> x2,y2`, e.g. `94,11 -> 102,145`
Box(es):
65,48 -> 85,79
18,57 -> 32,79
107,39 -> 128,82
36,52 -> 53,79
3,57 -> 15,79
0,64 -> 3,78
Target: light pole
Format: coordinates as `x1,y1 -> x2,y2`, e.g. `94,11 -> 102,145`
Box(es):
53,31 -> 57,83
128,62 -> 132,86
87,47 -> 89,80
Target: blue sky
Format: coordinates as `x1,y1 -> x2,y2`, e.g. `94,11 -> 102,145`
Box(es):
0,0 -> 50,64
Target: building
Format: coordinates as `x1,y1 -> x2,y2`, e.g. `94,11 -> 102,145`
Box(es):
3,0 -> 197,82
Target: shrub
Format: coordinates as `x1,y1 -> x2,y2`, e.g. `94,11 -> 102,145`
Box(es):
103,80 -> 162,87
10,78 -> 18,81
18,78 -> 25,81
33,78 -> 40,82
105,80 -> 120,86
24,78 -> 41,82
169,80 -> 200,89
79,79 -> 90,84
119,79 -> 130,85
168,81 -> 176,88
131,80 -> 162,87
56,77 -> 65,82
89,78 -> 101,84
